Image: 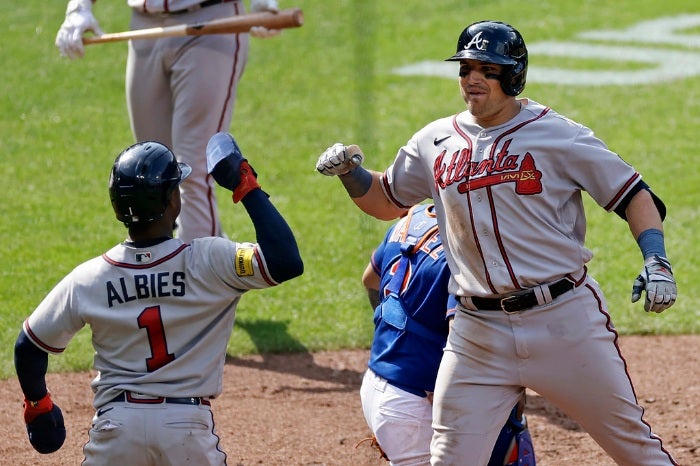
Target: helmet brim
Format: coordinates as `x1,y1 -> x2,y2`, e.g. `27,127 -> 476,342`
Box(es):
178,162 -> 192,184
445,50 -> 517,65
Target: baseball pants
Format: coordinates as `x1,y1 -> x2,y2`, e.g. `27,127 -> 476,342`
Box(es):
126,1 -> 249,242
82,402 -> 226,466
430,276 -> 677,466
361,368 -> 434,465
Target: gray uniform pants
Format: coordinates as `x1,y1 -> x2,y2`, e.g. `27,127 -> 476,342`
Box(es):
431,276 -> 678,466
126,1 -> 249,242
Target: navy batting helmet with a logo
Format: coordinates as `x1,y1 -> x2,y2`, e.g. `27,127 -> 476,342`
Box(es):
446,20 -> 528,96
109,141 -> 191,226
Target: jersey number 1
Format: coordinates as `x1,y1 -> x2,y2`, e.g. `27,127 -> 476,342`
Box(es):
137,305 -> 176,372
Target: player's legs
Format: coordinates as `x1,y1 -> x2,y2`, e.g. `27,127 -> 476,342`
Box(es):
361,369 -> 433,465
155,404 -> 227,466
169,29 -> 248,242
82,403 -> 147,466
125,3 -> 249,242
520,278 -> 678,465
168,3 -> 248,242
487,401 -> 536,466
82,403 -> 226,466
126,11 -> 174,149
430,310 -> 524,465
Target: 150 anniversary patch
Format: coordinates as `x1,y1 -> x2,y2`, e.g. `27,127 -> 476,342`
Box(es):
235,248 -> 255,276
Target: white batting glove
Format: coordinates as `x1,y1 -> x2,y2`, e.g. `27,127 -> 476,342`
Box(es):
316,143 -> 364,176
631,255 -> 677,313
55,0 -> 103,59
250,0 -> 278,11
249,0 -> 281,38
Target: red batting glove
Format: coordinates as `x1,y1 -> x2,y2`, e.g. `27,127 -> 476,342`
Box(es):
24,393 -> 54,424
232,161 -> 261,203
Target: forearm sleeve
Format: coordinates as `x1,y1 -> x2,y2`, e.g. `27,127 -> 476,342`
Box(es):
14,330 -> 49,401
241,189 -> 304,283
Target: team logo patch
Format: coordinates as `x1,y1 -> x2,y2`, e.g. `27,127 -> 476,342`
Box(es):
135,252 -> 152,263
235,248 -> 255,276
466,31 -> 489,51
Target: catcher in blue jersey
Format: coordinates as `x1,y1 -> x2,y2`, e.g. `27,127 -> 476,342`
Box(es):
359,203 -> 535,466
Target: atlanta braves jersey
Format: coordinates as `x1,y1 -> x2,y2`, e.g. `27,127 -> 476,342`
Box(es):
23,236 -> 276,409
380,99 -> 640,298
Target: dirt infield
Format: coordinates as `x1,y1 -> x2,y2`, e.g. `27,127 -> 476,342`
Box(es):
1,335 -> 698,465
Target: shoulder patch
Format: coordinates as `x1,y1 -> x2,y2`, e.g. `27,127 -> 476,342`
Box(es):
235,247 -> 256,276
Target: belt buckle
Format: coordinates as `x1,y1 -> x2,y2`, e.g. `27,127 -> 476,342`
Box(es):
499,295 -> 521,314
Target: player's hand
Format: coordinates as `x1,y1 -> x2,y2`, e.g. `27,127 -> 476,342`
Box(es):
631,255 -> 677,313
206,132 -> 261,203
316,143 -> 364,176
55,0 -> 104,59
249,0 -> 281,38
23,393 -> 66,454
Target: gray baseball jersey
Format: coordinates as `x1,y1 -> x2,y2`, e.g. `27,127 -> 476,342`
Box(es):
381,99 -> 639,297
377,98 -> 676,464
23,236 -> 275,409
126,0 -> 219,12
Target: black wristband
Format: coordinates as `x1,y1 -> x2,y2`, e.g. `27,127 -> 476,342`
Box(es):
340,166 -> 373,198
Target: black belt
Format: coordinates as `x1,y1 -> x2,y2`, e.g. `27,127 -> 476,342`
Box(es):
109,391 -> 211,406
169,0 -> 234,15
464,277 -> 575,313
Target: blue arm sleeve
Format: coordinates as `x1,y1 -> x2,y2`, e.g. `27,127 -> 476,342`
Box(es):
636,228 -> 667,259
241,189 -> 304,283
14,330 -> 49,401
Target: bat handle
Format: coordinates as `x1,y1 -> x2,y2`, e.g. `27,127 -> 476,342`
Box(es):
345,144 -> 363,167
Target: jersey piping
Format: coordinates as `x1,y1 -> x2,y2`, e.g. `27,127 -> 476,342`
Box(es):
102,244 -> 189,269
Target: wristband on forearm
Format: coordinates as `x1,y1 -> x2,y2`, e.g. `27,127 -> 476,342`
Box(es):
24,392 -> 54,424
339,166 -> 373,198
232,161 -> 261,203
637,228 -> 666,259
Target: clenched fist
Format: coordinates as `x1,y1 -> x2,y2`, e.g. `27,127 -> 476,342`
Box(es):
316,143 -> 364,176
631,255 -> 677,313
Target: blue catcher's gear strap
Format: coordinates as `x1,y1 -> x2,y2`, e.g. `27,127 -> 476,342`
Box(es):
381,205 -> 443,344
385,206 -> 439,297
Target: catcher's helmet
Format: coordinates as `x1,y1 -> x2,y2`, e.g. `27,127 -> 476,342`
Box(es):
109,141 -> 191,226
446,20 -> 528,96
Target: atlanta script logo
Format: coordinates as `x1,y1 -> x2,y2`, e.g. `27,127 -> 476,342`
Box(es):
433,139 -> 542,195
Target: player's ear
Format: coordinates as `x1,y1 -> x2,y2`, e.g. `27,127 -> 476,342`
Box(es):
166,188 -> 182,216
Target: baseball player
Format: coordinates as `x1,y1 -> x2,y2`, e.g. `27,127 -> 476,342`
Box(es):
360,203 -> 535,465
55,0 -> 280,243
14,132 -> 303,464
316,20 -> 678,466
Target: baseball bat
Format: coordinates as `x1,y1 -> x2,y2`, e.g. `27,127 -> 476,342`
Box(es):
83,8 -> 303,45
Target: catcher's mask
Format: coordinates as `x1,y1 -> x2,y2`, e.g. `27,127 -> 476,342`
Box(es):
109,141 -> 191,226
446,20 -> 528,96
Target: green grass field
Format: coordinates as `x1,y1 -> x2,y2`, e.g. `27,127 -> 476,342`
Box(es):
1,0 -> 699,379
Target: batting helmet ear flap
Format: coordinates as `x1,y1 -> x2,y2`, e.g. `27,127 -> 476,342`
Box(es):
503,56 -> 528,96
